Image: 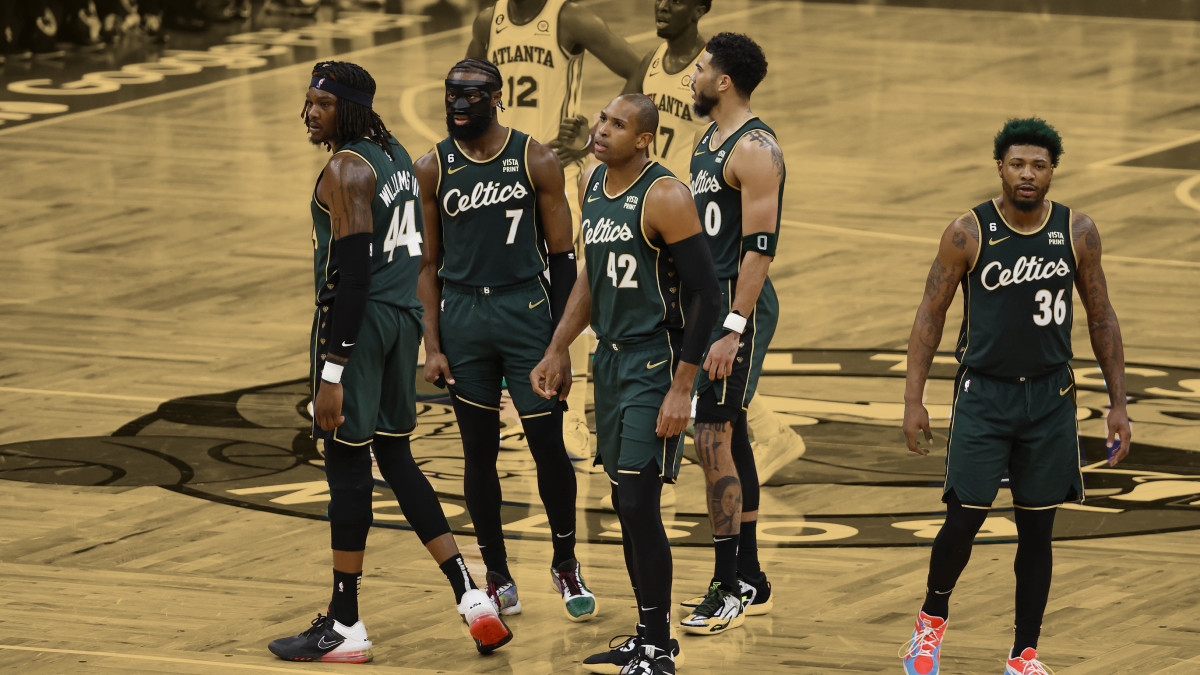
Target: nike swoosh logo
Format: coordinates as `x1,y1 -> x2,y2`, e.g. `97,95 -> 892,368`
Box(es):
528,298 -> 546,309
586,195 -> 601,202
494,25 -> 507,33
646,359 -> 668,370
713,536 -> 734,542
640,606 -> 658,612
989,236 -> 1010,245
447,165 -> 468,175
1059,384 -> 1073,396
341,341 -> 354,347
316,636 -> 344,649
694,148 -> 706,156
555,530 -> 574,538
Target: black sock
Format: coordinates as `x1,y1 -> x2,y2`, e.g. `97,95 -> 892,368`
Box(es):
737,519 -> 762,580
438,553 -> 476,604
330,568 -> 361,626
479,542 -> 512,581
922,587 -> 953,621
713,534 -> 740,590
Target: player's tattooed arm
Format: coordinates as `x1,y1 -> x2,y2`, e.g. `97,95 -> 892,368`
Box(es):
323,153 -> 377,239
902,214 -> 975,454
1073,212 -> 1131,463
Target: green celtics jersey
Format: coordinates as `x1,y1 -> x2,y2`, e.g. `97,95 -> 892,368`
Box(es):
312,136 -> 423,310
690,117 -> 783,279
435,129 -> 544,286
582,162 -> 683,341
956,199 -> 1076,376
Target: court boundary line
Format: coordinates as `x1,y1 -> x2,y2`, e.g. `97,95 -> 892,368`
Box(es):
0,644 -> 329,673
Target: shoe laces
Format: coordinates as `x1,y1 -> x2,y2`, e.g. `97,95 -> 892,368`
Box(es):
693,580 -> 730,616
302,613 -> 332,637
556,568 -> 583,596
1011,653 -> 1054,675
607,633 -> 640,652
898,622 -> 941,659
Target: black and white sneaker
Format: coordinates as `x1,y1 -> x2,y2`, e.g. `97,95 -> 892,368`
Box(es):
738,573 -> 774,616
619,643 -> 676,675
268,613 -> 372,663
584,628 -> 681,674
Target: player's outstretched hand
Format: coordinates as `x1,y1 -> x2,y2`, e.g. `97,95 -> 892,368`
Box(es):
549,114 -> 592,164
903,401 -> 933,455
531,349 -> 572,401
314,382 -> 346,432
1106,406 -> 1132,466
424,351 -> 455,388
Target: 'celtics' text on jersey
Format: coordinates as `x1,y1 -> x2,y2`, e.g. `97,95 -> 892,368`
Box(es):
956,199 -> 1076,377
690,117 -> 784,279
312,136 -> 423,310
435,129 -> 544,286
582,162 -> 683,341
488,0 -> 583,144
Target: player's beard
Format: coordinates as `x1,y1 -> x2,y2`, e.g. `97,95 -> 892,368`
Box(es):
692,88 -> 719,119
446,112 -> 492,141
1008,180 -> 1051,212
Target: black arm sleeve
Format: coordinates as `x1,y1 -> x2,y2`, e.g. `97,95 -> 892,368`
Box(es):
667,233 -> 721,365
327,232 -> 373,363
547,250 -> 577,326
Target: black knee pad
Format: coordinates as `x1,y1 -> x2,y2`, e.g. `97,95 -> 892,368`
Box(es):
731,413 -> 759,511
373,435 -> 451,545
324,439 -> 374,550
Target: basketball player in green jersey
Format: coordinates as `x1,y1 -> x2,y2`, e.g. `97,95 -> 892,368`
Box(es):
899,118 -> 1132,675
676,33 -> 784,636
531,93 -> 721,675
269,61 -> 512,664
623,0 -> 807,486
414,58 -> 596,623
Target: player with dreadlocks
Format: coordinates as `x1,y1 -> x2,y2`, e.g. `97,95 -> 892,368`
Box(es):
416,58 -> 596,623
268,60 -> 513,664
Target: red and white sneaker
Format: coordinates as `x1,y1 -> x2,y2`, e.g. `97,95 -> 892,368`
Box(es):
458,588 -> 513,654
899,611 -> 946,675
1005,647 -> 1054,675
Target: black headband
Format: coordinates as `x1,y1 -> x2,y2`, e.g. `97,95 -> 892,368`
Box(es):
310,75 -> 373,108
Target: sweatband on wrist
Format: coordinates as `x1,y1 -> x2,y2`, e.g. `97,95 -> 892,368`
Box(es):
741,231 -> 777,257
666,233 -> 721,365
547,250 -> 577,325
723,311 -> 747,334
321,361 -> 345,384
326,231 -> 373,363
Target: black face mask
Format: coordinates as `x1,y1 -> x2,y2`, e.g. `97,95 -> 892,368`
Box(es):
445,79 -> 497,141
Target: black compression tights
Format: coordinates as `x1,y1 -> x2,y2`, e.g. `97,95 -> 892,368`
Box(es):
372,434 -> 451,544
611,464 -> 672,650
452,398 -> 577,569
1013,506 -> 1057,654
922,492 -> 989,619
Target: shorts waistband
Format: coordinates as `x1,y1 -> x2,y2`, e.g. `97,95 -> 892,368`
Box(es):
442,277 -> 542,297
968,366 -> 1067,384
597,332 -> 671,353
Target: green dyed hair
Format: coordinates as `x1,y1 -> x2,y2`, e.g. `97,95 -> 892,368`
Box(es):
993,117 -> 1064,167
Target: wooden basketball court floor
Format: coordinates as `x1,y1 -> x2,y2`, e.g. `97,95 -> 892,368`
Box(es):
1,0 -> 1198,672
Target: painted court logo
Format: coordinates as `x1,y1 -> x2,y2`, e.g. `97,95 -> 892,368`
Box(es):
0,350 -> 1197,547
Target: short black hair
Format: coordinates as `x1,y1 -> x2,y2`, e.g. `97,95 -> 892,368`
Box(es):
618,93 -> 659,136
705,32 -> 767,97
307,61 -> 395,157
993,117 -> 1064,167
447,58 -> 502,91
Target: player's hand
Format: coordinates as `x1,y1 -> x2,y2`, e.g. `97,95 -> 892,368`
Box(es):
314,382 -> 345,432
424,351 -> 455,388
531,349 -> 571,401
703,332 -> 739,381
548,114 -> 591,164
903,401 -> 933,455
656,384 -> 691,437
1106,404 -> 1132,466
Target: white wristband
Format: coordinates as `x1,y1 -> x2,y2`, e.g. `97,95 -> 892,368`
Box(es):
321,361 -> 345,384
722,312 -> 747,334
